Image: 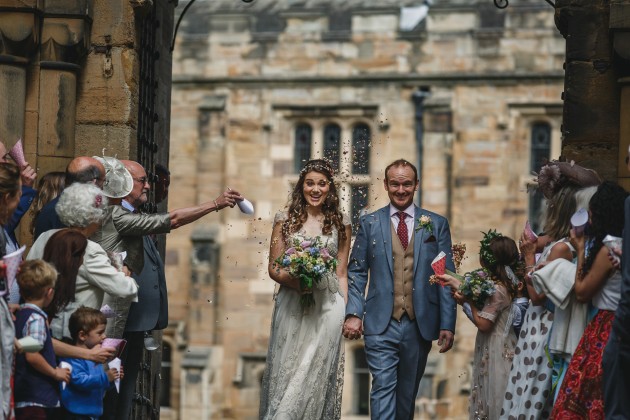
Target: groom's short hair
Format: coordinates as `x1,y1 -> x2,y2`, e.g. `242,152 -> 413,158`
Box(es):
384,159 -> 418,182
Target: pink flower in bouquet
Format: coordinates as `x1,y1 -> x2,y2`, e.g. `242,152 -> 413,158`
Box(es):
285,247 -> 296,255
320,248 -> 331,262
300,240 -> 312,248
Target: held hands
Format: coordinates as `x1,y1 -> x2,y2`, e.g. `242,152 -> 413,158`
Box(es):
214,189 -> 244,211
342,316 -> 363,340
54,366 -> 71,383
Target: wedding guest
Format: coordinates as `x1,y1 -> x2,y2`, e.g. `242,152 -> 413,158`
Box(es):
602,147 -> 630,418
0,162 -> 22,420
60,307 -> 122,419
99,158 -> 241,419
41,230 -> 88,325
501,165 -> 595,418
260,159 -> 351,419
552,181 -> 627,418
14,260 -> 70,420
29,172 -> 65,236
439,233 -> 519,419
27,183 -> 138,341
33,157 -> 105,240
0,141 -> 37,244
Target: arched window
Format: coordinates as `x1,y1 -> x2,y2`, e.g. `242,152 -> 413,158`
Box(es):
352,123 -> 370,175
353,347 -> 370,415
294,123 -> 312,173
160,342 -> 172,407
529,122 -> 551,233
323,123 -> 341,173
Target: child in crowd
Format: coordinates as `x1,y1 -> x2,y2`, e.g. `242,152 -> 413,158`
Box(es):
511,279 -> 529,337
60,307 -> 122,420
14,259 -> 71,419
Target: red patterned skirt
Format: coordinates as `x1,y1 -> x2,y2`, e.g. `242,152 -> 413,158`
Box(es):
551,309 -> 614,420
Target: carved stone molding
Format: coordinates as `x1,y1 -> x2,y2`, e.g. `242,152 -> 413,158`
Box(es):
0,0 -> 43,59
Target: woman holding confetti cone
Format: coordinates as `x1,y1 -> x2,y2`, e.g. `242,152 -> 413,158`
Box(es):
0,162 -> 23,420
260,159 -> 351,420
438,232 -> 519,420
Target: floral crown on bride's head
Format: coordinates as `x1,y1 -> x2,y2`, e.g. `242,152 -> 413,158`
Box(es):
300,159 -> 335,177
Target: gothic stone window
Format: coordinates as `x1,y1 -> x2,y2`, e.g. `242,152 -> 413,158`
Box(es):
529,122 -> 551,233
293,123 -> 312,173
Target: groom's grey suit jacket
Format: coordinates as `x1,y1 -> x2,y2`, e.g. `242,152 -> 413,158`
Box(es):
346,205 -> 457,341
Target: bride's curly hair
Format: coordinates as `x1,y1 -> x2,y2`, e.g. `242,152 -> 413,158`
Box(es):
282,159 -> 346,242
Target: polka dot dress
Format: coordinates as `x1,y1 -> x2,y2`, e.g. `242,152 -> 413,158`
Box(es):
500,305 -> 554,419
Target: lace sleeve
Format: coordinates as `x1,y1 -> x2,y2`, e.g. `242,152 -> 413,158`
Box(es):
478,284 -> 511,322
342,212 -> 351,226
273,211 -> 287,228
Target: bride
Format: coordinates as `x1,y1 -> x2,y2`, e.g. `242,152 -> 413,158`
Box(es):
259,159 -> 352,420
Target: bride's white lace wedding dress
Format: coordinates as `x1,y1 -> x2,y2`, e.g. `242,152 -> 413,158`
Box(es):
259,212 -> 347,420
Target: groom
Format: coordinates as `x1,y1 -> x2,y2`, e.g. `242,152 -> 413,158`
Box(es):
343,159 -> 457,419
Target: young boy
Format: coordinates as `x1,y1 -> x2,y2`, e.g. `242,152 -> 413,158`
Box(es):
14,259 -> 71,419
60,307 -> 122,419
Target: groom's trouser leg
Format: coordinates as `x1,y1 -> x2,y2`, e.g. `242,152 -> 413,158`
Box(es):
364,315 -> 431,420
397,317 -> 431,420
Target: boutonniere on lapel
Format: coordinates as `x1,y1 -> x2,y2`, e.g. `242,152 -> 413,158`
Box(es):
416,215 -> 436,242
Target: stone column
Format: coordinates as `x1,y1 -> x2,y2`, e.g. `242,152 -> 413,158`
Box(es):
38,0 -> 92,171
555,0 -> 619,180
0,0 -> 42,148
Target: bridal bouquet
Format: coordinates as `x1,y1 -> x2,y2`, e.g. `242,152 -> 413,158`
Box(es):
459,268 -> 496,310
275,236 -> 337,308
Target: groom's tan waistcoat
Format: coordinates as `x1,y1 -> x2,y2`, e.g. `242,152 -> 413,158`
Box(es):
391,228 -> 415,321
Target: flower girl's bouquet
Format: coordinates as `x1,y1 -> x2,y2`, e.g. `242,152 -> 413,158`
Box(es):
459,268 -> 496,310
275,236 -> 337,308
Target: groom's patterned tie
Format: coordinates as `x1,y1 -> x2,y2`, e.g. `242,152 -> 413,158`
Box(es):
397,211 -> 408,250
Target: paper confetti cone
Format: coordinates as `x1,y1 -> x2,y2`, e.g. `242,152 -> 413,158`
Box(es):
8,139 -> 26,168
237,198 -> 254,215
0,245 -> 25,297
59,361 -> 73,389
108,357 -> 122,392
431,251 -> 446,275
524,220 -> 538,242
102,338 -> 127,358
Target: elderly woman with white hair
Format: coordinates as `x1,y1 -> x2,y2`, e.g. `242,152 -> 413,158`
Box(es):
27,183 -> 138,341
